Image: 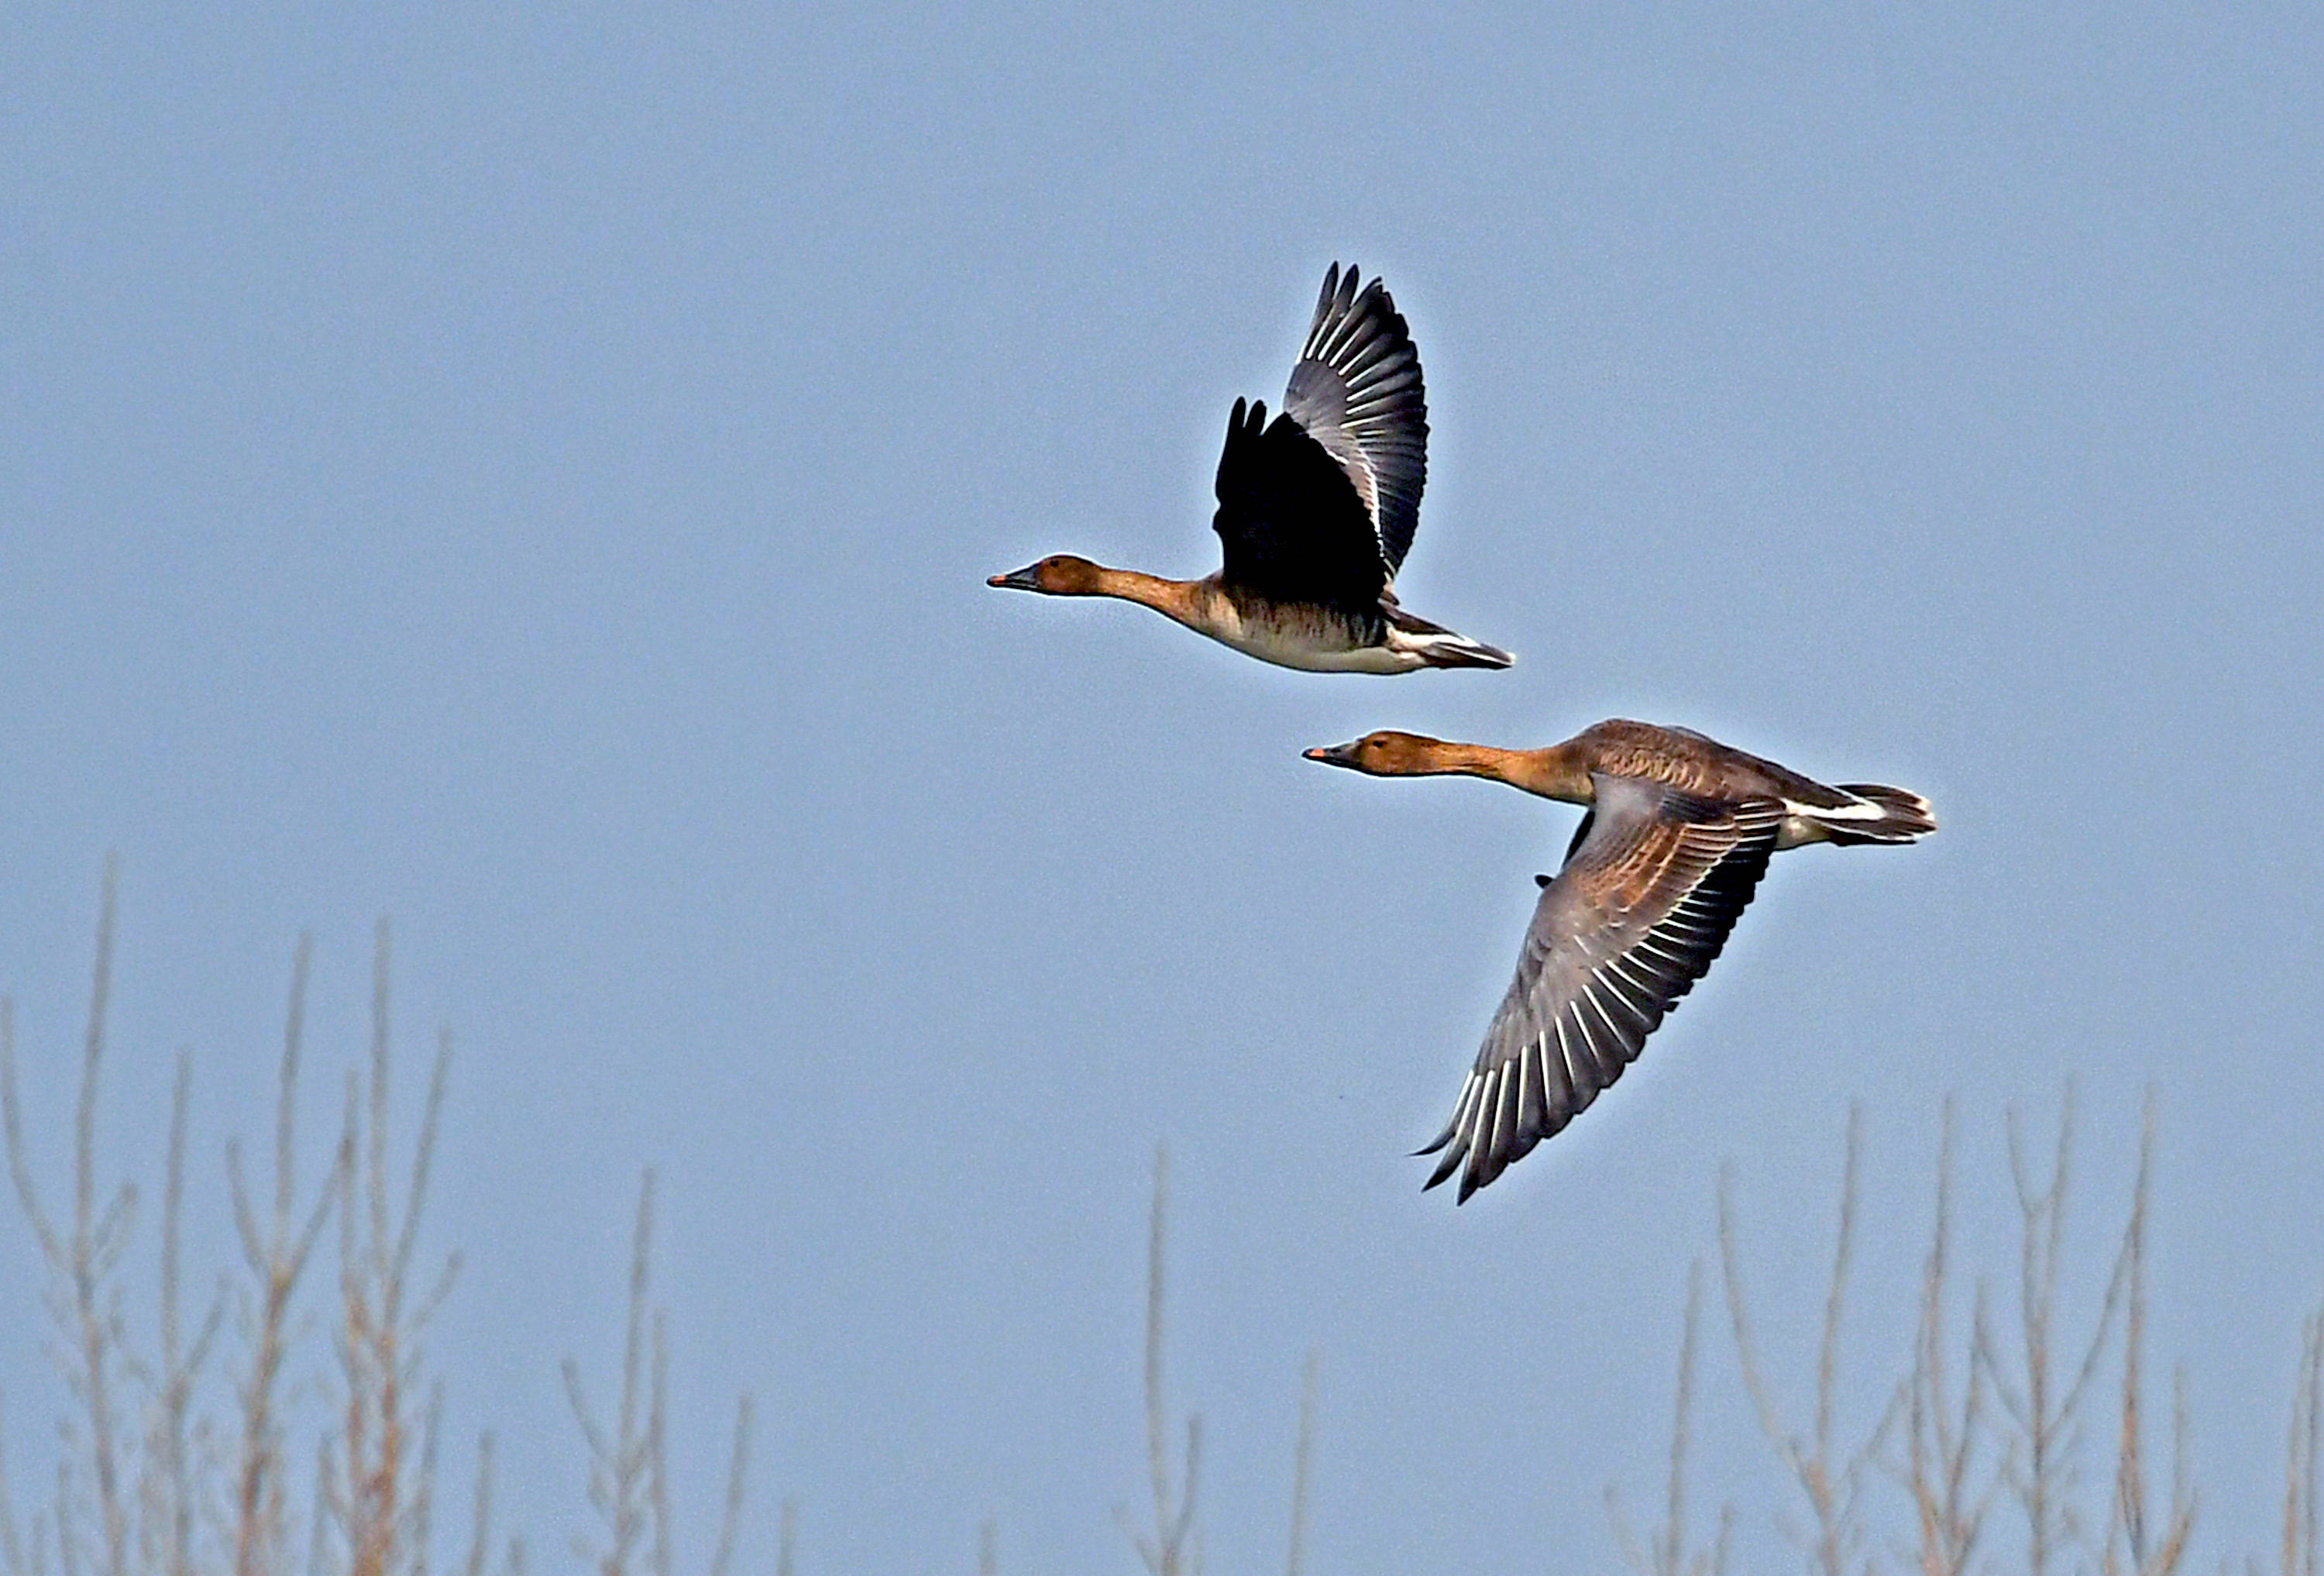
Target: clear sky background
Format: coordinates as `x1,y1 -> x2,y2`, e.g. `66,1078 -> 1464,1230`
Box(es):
4,3 -> 2321,1571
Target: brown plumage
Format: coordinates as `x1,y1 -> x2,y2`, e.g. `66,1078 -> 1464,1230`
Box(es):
987,264 -> 1511,674
1305,721 -> 1935,1200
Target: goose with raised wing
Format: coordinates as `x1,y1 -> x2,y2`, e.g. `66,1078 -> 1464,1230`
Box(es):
1305,721 -> 1935,1200
988,264 -> 1511,673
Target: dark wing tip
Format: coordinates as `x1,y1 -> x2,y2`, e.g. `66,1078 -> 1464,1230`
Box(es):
1283,262 -> 1428,575
1316,261 -> 1358,322
1412,1108 -> 1458,1157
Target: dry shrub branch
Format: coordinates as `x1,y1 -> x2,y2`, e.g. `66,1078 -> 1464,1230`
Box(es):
1625,1093 -> 2316,1576
1,870 -> 751,1576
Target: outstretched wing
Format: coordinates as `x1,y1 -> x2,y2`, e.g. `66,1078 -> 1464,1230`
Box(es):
1419,779 -> 1783,1202
1212,395 -> 1389,615
1281,263 -> 1428,577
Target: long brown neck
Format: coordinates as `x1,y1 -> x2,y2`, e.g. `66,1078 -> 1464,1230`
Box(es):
1088,565 -> 1208,627
1429,740 -> 1593,803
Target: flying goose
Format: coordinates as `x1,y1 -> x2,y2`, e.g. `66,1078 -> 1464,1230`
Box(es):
1305,721 -> 1935,1199
988,264 -> 1510,673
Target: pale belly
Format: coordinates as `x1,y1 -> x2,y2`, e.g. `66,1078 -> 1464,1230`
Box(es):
1198,607 -> 1420,673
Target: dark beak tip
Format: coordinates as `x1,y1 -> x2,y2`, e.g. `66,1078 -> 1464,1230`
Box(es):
985,573 -> 1008,587
1301,747 -> 1328,762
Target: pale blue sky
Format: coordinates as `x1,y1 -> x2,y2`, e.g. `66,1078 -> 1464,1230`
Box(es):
4,2 -> 2321,1571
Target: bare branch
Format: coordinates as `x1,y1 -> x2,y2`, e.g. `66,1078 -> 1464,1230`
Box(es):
1147,1148 -> 1170,1567
1119,1147 -> 1201,1576
561,1363 -> 611,1473
1719,1131 -> 1872,1576
1718,1165 -> 1789,1461
387,1036 -> 452,1328
235,941 -> 347,1576
1817,1108 -> 1864,1485
568,1172 -> 664,1576
67,862 -> 129,1576
1613,1259 -> 1729,1576
1667,1263 -> 1703,1576
462,1437 -> 494,1576
0,1391 -> 25,1576
2,996 -> 66,1271
1892,1098 -> 1999,1576
332,920 -> 461,1576
149,1054 -> 215,1576
1284,1349 -> 1318,1576
648,1313 -> 670,1576
2109,1093 -> 2158,1573
705,1399 -> 750,1576
2288,1311 -> 2324,1576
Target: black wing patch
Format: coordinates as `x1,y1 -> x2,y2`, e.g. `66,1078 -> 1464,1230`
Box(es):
1212,396 -> 1390,615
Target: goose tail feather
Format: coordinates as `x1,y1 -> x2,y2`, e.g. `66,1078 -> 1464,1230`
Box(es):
1796,784 -> 1937,846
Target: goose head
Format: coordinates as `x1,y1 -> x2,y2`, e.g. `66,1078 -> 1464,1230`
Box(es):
1302,731 -> 1455,776
988,555 -> 1106,596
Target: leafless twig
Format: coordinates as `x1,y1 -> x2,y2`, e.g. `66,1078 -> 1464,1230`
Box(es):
3,862 -> 136,1576
1721,1106 -> 1889,1575
1284,1348 -> 1318,1576
1609,1260 -> 1730,1576
1889,1098 -> 1997,1576
229,934 -> 347,1576
1116,1147 -> 1201,1576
